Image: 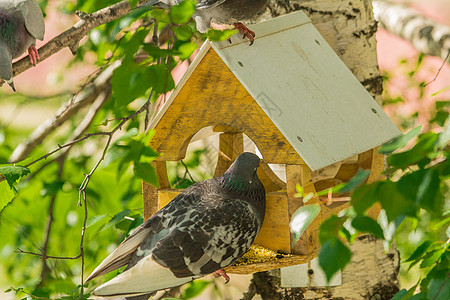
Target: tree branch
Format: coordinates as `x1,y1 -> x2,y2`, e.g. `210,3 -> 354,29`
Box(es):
373,0 -> 450,62
9,62 -> 119,163
0,0 -> 148,87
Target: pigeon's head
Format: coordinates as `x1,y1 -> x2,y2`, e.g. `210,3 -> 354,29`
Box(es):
221,152 -> 265,197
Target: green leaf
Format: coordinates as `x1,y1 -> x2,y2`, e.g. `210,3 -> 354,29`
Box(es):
433,216 -> 450,230
427,271 -> 450,300
104,210 -> 131,230
143,44 -> 178,59
339,169 -> 370,193
290,204 -> 321,246
351,183 -> 378,214
182,280 -> 211,299
0,165 -> 30,189
388,132 -> 439,169
378,181 -> 414,222
319,215 -> 346,244
151,8 -> 170,23
111,61 -> 151,108
41,180 -> 64,197
145,64 -> 175,95
420,248 -> 445,269
169,0 -> 196,24
123,29 -> 150,62
0,180 -> 15,213
173,25 -> 194,41
176,42 -> 198,60
379,126 -> 422,154
391,289 -> 408,300
134,162 -> 158,186
86,214 -> 108,228
351,216 -> 384,239
318,238 -> 352,282
416,169 -> 442,214
405,240 -> 432,263
207,29 -> 238,41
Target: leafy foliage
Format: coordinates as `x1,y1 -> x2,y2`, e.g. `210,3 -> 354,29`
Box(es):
311,55 -> 450,298
0,0 -> 230,298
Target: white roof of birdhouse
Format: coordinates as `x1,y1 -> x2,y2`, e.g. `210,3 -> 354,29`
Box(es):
151,11 -> 401,171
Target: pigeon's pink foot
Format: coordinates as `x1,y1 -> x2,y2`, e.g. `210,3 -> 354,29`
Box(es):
233,22 -> 255,46
27,45 -> 39,65
213,269 -> 230,284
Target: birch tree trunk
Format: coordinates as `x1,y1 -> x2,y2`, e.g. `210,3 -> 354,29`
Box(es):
242,1 -> 401,299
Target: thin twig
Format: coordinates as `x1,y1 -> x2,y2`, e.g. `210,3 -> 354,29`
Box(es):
180,160 -> 196,183
0,0 -> 150,87
425,49 -> 450,86
16,248 -> 81,260
37,156 -> 66,287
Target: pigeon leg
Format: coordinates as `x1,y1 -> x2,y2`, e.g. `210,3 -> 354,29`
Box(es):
233,22 -> 255,46
27,45 -> 39,65
213,269 -> 230,284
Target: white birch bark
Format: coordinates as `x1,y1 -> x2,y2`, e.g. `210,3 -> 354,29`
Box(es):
373,0 -> 450,61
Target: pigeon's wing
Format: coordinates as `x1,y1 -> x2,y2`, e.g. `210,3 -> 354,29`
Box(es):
17,0 -> 45,40
152,197 -> 262,277
86,183 -> 204,282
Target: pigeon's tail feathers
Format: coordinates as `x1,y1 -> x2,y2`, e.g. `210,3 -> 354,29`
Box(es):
7,78 -> 16,92
86,227 -> 151,282
92,255 -> 195,297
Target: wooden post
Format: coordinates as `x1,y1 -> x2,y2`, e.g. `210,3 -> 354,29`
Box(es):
142,161 -> 170,220
214,132 -> 244,177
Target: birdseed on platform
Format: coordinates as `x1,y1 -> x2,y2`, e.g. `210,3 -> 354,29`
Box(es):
233,244 -> 291,266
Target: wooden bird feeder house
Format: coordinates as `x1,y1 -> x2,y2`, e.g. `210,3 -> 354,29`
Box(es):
142,11 -> 401,274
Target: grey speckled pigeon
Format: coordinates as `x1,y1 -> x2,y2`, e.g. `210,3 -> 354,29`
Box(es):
86,152 -> 266,299
0,0 -> 45,91
141,0 -> 288,44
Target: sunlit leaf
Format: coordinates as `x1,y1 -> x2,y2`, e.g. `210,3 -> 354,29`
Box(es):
0,181 -> 15,213
379,126 -> 422,154
183,280 -> 211,299
207,29 -> 238,41
169,0 -> 196,24
388,132 -> 438,169
0,165 -> 30,189
173,25 -> 194,41
290,204 -> 321,246
176,42 -> 198,60
405,240 -> 432,264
